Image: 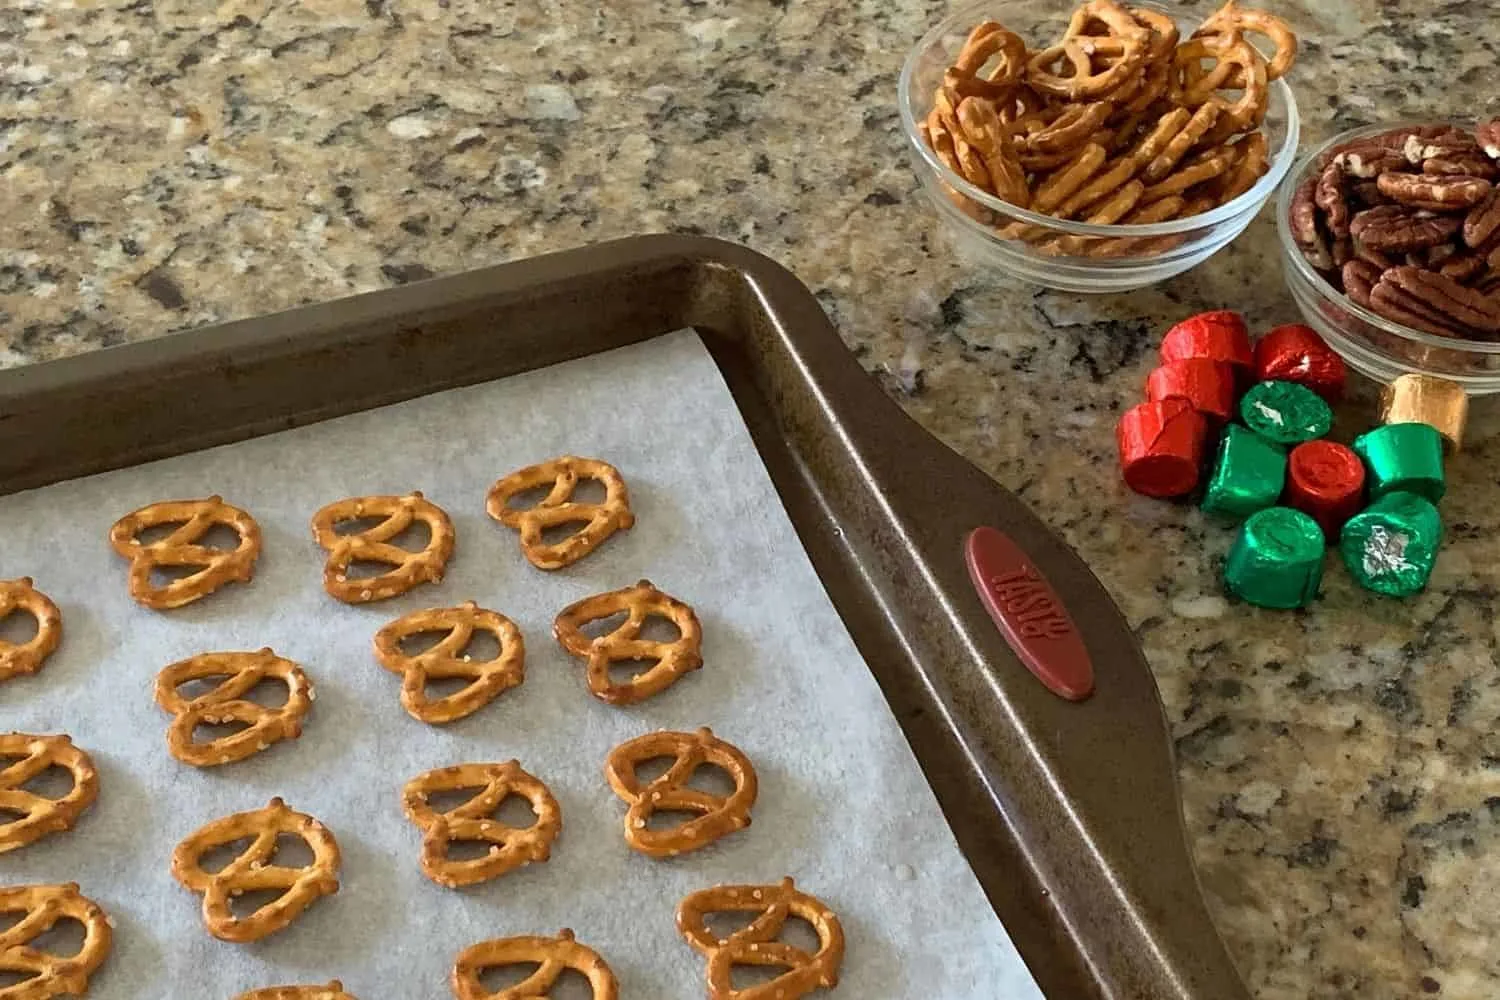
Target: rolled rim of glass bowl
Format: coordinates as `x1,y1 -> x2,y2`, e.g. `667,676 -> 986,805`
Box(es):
1275,119 -> 1500,358
897,0 -> 1301,239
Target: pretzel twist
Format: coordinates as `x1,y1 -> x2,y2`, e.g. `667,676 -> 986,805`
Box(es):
311,492 -> 454,603
0,734 -> 99,854
451,929 -> 618,1000
154,649 -> 313,767
0,578 -> 62,682
553,580 -> 703,705
374,603 -> 525,724
1193,0 -> 1298,80
234,984 -> 356,1000
0,883 -> 112,1000
402,761 -> 561,888
677,878 -> 846,1000
605,728 -> 758,858
171,798 -> 341,943
486,457 -> 635,570
109,496 -> 261,609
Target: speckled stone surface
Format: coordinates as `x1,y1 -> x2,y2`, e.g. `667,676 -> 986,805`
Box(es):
3,1 -> 1499,997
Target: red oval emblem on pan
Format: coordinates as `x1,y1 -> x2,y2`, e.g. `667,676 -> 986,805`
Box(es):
964,526 -> 1094,701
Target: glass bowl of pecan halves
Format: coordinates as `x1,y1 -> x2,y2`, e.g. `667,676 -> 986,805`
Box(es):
899,0 -> 1301,293
1278,120 -> 1500,392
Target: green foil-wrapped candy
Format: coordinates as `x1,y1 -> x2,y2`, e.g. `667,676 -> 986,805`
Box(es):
1239,380 -> 1334,445
1352,423 -> 1446,503
1202,424 -> 1288,520
1339,491 -> 1442,597
1223,506 -> 1326,609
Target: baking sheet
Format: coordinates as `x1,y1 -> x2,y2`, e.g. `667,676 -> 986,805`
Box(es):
2,330 -> 1043,998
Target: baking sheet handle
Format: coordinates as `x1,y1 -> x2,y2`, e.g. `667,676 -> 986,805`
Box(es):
691,240 -> 1251,1000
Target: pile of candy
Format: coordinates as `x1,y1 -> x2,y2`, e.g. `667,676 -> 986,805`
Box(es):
1116,312 -> 1468,608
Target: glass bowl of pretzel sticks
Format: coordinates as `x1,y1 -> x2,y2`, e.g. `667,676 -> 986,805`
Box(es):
899,0 -> 1300,292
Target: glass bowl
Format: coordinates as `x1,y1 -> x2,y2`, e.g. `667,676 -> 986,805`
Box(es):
898,0 -> 1300,293
1276,121 -> 1500,394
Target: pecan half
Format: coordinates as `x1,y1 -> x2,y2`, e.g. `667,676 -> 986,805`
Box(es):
1475,119 -> 1500,160
1402,131 -> 1482,166
1463,188 -> 1500,249
1352,238 -> 1397,270
1377,171 -> 1492,211
1333,144 -> 1407,179
1342,258 -> 1382,306
1315,160 -> 1350,237
1385,265 -> 1500,334
1350,205 -> 1462,253
1369,280 -> 1471,338
1438,252 -> 1486,284
1350,179 -> 1393,207
1424,154 -> 1498,179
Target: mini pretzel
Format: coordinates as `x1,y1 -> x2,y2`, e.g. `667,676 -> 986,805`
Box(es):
374,603 -> 525,724
401,761 -> 561,888
677,878 -> 845,1000
1194,0 -> 1298,80
945,21 -> 1028,99
605,728 -> 757,858
109,496 -> 261,609
1172,38 -> 1268,133
486,456 -> 634,570
172,798 -> 341,943
451,930 -> 618,1000
553,580 -> 703,706
0,883 -> 112,999
0,578 -> 61,682
154,649 -> 313,767
235,984 -> 356,1000
0,734 -> 99,854
311,492 -> 454,602
1026,0 -> 1148,100
1027,35 -> 1144,101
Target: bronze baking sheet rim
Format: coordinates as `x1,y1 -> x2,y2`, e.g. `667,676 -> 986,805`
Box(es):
0,234 -> 1251,1000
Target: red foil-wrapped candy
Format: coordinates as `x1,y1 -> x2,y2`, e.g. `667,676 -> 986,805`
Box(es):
1116,398 -> 1209,499
1146,359 -> 1238,424
1286,440 -> 1366,538
1159,311 -> 1253,374
1253,324 -> 1347,403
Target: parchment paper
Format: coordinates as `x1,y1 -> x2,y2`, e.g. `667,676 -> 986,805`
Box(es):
2,331 -> 1044,999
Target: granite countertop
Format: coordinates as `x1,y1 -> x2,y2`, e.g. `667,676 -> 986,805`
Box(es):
3,1 -> 1498,996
